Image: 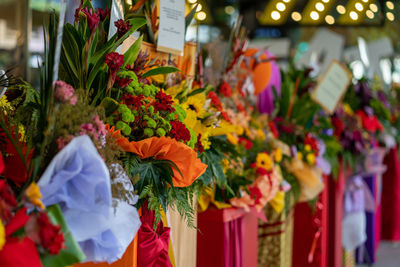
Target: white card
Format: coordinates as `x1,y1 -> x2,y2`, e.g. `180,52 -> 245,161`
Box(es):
109,0 -> 124,54
157,0 -> 185,56
312,60 -> 352,114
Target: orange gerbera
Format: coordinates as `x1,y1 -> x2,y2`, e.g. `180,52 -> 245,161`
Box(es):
107,125 -> 207,187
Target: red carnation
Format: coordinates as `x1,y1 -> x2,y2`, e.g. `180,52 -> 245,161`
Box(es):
219,81 -> 232,97
208,92 -> 222,111
169,120 -> 191,142
123,94 -> 144,110
116,77 -> 133,88
238,137 -> 253,150
268,121 -> 279,138
331,116 -> 344,137
114,19 -> 131,39
154,90 -> 175,113
196,134 -> 204,153
37,212 -> 65,255
81,7 -> 100,33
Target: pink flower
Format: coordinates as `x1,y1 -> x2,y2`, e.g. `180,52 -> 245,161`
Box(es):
81,7 -> 99,33
55,81 -> 77,105
93,115 -> 107,137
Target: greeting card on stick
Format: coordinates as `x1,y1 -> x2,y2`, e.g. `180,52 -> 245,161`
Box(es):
157,0 -> 185,55
312,60 -> 352,114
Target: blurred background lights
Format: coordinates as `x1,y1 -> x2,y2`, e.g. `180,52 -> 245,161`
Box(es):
224,6 -> 235,15
369,3 -> 378,12
276,2 -> 286,11
291,11 -> 302,21
350,11 -> 358,20
283,0 -> 291,2
315,3 -> 325,12
322,0 -> 329,3
196,4 -> 202,12
366,10 -> 374,19
386,12 -> 395,21
271,11 -> 281,20
187,0 -> 197,4
325,15 -> 335,24
355,3 -> 364,11
386,1 -> 394,10
196,11 -> 206,20
337,5 -> 346,14
310,11 -> 319,20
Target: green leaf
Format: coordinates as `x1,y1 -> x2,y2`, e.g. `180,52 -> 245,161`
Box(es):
123,35 -> 143,67
41,205 -> 85,267
100,97 -> 119,117
141,67 -> 180,78
185,4 -> 198,33
186,87 -> 206,98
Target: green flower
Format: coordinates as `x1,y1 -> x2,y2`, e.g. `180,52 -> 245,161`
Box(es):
156,128 -> 166,136
144,128 -> 154,137
147,119 -> 157,128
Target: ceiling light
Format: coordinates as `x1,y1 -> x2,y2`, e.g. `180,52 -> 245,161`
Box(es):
362,0 -> 368,2
322,0 -> 329,3
387,1 -> 394,10
276,2 -> 286,11
316,3 -> 325,12
325,15 -> 335,24
369,3 -> 378,12
196,4 -> 202,12
337,5 -> 346,14
271,11 -> 281,20
196,11 -> 206,20
188,0 -> 197,4
355,3 -> 364,11
310,11 -> 319,20
291,11 -> 302,21
386,12 -> 395,21
225,6 -> 235,15
366,10 -> 374,19
283,0 -> 291,2
350,11 -> 359,20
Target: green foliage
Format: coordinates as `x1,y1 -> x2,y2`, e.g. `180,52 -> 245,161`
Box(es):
141,66 -> 180,79
199,145 -> 227,187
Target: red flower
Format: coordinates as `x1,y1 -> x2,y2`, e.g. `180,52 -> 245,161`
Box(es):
238,137 -> 253,150
250,162 -> 257,169
169,120 -> 191,142
123,94 -> 144,110
237,102 -> 245,113
331,116 -> 344,137
304,133 -> 320,155
81,7 -> 100,33
114,19 -> 131,39
154,90 -> 175,113
0,153 -> 4,174
116,77 -> 133,88
196,134 -> 204,153
221,111 -> 231,122
356,110 -> 383,133
208,92 -> 222,111
268,121 -> 279,138
219,82 -> 232,97
37,212 -> 65,255
105,52 -> 125,72
96,7 -> 110,21
0,237 -> 42,267
5,207 -> 30,237
0,180 -> 17,222
249,186 -> 262,205
256,167 -> 269,176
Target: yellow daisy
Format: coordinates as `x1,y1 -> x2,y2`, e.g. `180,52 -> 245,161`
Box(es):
256,152 -> 273,171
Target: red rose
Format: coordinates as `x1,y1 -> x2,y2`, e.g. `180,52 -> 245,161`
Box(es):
219,82 -> 232,97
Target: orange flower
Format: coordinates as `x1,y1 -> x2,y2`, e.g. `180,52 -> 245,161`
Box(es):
107,125 -> 207,187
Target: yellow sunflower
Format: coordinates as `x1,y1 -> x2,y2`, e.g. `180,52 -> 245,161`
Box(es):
256,152 -> 273,171
186,94 -> 207,118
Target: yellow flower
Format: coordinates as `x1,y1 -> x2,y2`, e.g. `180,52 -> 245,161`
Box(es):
306,153 -> 316,165
0,95 -> 13,114
256,129 -> 266,140
0,220 -> 5,251
305,144 -> 311,152
26,182 -> 45,210
226,133 -> 238,145
274,148 -> 283,163
186,94 -> 207,118
343,103 -> 354,116
297,152 -> 303,160
256,152 -> 273,171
